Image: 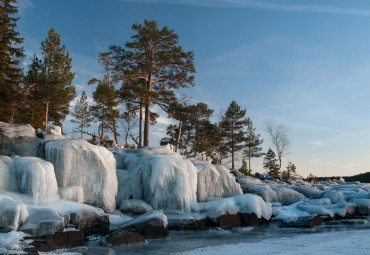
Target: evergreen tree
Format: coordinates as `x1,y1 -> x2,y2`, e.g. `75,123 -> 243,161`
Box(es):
243,118 -> 263,171
89,77 -> 119,144
0,0 -> 25,123
239,158 -> 252,176
263,148 -> 280,178
222,101 -> 249,169
26,28 -> 75,130
71,91 -> 93,139
282,162 -> 297,179
109,20 -> 195,147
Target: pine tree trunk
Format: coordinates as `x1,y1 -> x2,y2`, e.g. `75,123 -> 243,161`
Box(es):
143,78 -> 151,148
231,123 -> 234,169
44,100 -> 49,131
139,97 -> 143,148
101,107 -> 105,143
175,119 -> 182,152
113,119 -> 118,145
248,149 -> 251,171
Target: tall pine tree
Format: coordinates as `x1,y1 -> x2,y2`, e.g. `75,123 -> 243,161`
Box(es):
71,91 -> 93,139
110,20 -> 195,147
243,118 -> 263,171
222,101 -> 249,169
0,0 -> 25,123
26,28 -> 76,130
263,148 -> 280,178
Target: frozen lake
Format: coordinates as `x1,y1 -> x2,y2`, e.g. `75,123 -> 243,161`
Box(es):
87,220 -> 370,254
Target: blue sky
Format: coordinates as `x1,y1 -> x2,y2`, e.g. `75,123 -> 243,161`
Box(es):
16,0 -> 370,177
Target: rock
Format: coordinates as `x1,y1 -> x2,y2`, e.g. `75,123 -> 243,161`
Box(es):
195,162 -> 242,202
20,208 -> 64,237
241,184 -> 278,203
45,139 -> 118,213
105,228 -> 145,246
70,211 -> 109,235
240,213 -> 268,226
291,185 -> 321,199
352,199 -> 370,215
236,176 -> 262,185
119,199 -> 153,215
166,212 -> 207,230
0,122 -> 38,157
0,196 -> 28,232
45,229 -> 84,246
12,157 -> 58,205
322,190 -> 344,204
280,215 -> 323,228
122,210 -> 169,238
58,186 -> 84,203
206,213 -> 241,229
272,187 -> 301,205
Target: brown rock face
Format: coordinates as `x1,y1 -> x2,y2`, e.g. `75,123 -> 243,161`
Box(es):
106,228 -> 146,246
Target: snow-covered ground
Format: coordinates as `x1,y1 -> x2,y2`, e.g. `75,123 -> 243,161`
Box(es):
177,228 -> 370,255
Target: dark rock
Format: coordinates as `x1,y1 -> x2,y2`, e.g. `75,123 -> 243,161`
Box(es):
45,230 -> 84,246
280,215 -> 323,228
168,218 -> 207,230
240,213 -> 268,226
70,211 -> 99,229
206,213 -> 241,229
119,199 -> 153,215
105,228 -> 145,246
123,211 -> 169,238
83,215 -> 110,236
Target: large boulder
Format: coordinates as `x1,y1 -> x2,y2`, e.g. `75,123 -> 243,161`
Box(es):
119,199 -> 153,215
45,139 -> 117,213
0,196 -> 28,232
12,157 -> 58,205
0,122 -> 38,157
0,157 -> 17,192
113,147 -> 197,211
272,187 -> 301,205
105,228 -> 145,246
195,162 -> 242,202
58,186 -> 84,203
322,190 -> 344,204
291,185 -> 321,199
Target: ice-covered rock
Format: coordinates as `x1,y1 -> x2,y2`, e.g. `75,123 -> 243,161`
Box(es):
119,199 -> 153,215
12,157 -> 58,205
297,201 -> 355,218
195,162 -> 242,202
0,158 -> 17,192
45,139 -> 118,213
272,187 -> 301,206
291,185 -> 321,199
351,198 -> 370,215
241,184 -> 278,203
236,176 -> 262,185
0,231 -> 30,253
58,186 -> 84,203
116,169 -> 130,207
113,147 -> 197,211
322,190 -> 344,204
194,194 -> 272,221
0,195 -> 28,232
20,207 -> 64,237
0,122 -> 38,157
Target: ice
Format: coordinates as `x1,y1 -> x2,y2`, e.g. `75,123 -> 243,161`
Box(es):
291,185 -> 321,199
12,157 -> 58,205
296,201 -> 355,217
58,186 -> 84,203
49,126 -> 62,135
45,200 -> 104,215
195,162 -> 242,202
115,169 -> 130,207
108,212 -> 133,231
0,231 -> 29,252
0,122 -> 38,157
321,190 -> 344,204
242,184 -> 278,203
0,160 -> 17,192
272,187 -> 301,205
0,195 -> 29,231
113,147 -> 198,211
45,139 -> 118,213
350,198 -> 370,214
120,210 -> 168,228
235,176 -> 262,185
273,201 -> 311,221
194,194 -> 272,220
119,199 -> 153,215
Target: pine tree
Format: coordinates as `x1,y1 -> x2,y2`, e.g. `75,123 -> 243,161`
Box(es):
243,118 -> 263,171
263,148 -> 280,178
282,162 -> 297,179
109,20 -> 195,147
0,0 -> 25,123
71,91 -> 93,139
222,101 -> 249,169
89,77 -> 119,144
26,28 -> 76,130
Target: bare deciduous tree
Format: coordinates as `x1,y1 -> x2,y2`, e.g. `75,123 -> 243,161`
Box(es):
264,120 -> 290,170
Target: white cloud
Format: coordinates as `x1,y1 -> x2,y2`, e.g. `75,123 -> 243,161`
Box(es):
308,141 -> 324,146
117,0 -> 370,16
16,0 -> 34,14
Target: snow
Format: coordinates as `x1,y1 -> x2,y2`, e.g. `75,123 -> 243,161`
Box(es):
58,186 -> 84,203
0,231 -> 29,253
108,212 -> 133,231
119,199 -> 153,215
296,201 -> 355,217
235,176 -> 262,185
0,122 -> 35,139
45,200 -> 104,215
195,163 -> 242,202
0,195 -> 29,231
194,194 -> 272,220
12,157 -> 59,205
113,147 -> 198,211
272,201 -> 311,221
272,186 -> 301,205
176,229 -> 370,255
291,185 -> 321,199
242,184 -> 278,203
45,139 -> 118,213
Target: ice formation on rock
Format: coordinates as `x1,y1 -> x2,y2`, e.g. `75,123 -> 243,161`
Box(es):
113,147 -> 198,211
0,122 -> 38,157
322,190 -> 344,204
45,139 -> 117,213
291,185 -> 321,199
58,186 -> 84,203
0,157 -> 17,192
12,157 -> 58,205
194,194 -> 272,220
119,199 -> 153,215
0,195 -> 28,232
195,162 -> 242,202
